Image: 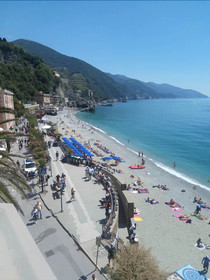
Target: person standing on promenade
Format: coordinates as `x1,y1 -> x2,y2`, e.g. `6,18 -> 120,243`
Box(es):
92,274 -> 97,280
56,151 -> 59,161
35,201 -> 42,219
129,223 -> 136,237
31,207 -> 38,224
202,255 -> 210,273
108,244 -> 116,267
69,187 -> 76,201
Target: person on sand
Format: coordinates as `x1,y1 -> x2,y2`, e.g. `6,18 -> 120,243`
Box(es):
197,238 -> 206,248
169,199 -> 177,207
161,185 -> 169,190
147,197 -> 158,204
178,215 -> 192,223
202,255 -> 210,273
194,204 -> 201,215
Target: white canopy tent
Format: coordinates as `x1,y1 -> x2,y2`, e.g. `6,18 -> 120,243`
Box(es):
41,125 -> 51,130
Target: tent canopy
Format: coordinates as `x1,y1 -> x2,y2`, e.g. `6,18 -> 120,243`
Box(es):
42,125 -> 51,130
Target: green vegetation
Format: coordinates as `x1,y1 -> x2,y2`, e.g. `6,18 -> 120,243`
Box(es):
0,108 -> 31,214
13,39 -> 207,100
25,112 -> 48,167
0,40 -> 59,103
13,39 -> 125,100
108,244 -> 167,280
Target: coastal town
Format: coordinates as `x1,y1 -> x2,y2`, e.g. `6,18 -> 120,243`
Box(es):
0,87 -> 210,280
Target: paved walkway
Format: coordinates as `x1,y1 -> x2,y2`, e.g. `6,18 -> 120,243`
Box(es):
45,143 -> 110,270
13,135 -> 128,279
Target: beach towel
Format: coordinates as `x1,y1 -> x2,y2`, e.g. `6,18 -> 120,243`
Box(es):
175,214 -> 191,224
138,189 -> 149,193
166,202 -> 181,208
171,207 -> 183,212
134,214 -> 143,222
176,264 -> 207,280
194,243 -> 206,251
131,190 -> 138,194
145,199 -> 159,205
194,214 -> 207,220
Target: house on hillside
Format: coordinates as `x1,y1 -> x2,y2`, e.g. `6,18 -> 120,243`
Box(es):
0,87 -> 15,131
50,95 -> 60,106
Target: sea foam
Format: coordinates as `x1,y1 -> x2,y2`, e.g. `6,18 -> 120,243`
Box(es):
153,160 -> 209,191
90,125 -> 107,134
109,136 -> 124,146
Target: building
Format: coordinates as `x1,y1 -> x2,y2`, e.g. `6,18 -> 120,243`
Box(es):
23,103 -> 40,113
34,91 -> 51,107
35,91 -> 60,107
50,95 -> 60,106
0,87 -> 15,131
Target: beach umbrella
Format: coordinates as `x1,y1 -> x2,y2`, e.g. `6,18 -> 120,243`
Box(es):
103,157 -> 112,161
112,156 -> 120,160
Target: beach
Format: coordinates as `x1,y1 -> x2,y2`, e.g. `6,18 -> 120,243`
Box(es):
46,107 -> 210,277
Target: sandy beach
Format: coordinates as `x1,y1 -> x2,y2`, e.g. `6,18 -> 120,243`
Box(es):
45,107 -> 210,277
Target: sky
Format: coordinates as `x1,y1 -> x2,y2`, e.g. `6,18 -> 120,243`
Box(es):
1,1 -> 210,96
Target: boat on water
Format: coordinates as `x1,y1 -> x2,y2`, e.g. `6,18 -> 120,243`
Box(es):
129,164 -> 146,169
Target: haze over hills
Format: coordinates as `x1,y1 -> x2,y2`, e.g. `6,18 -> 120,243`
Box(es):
107,73 -> 208,99
13,39 -> 207,100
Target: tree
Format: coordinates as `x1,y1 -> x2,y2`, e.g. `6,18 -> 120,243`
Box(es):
0,108 -> 31,214
108,244 -> 167,280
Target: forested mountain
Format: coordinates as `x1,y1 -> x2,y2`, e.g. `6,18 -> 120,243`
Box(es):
13,39 -> 125,100
108,74 -> 207,99
0,39 -> 59,103
12,39 -> 208,100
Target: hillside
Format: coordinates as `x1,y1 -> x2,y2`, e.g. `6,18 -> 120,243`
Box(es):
108,74 -> 207,99
107,74 -> 158,99
0,39 -> 59,103
13,39 -> 125,100
146,82 -> 207,98
12,39 -> 207,100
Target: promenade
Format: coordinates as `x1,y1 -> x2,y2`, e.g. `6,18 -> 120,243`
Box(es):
13,133 -> 125,279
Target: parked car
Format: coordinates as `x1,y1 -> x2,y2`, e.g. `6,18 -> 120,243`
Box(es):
23,159 -> 38,178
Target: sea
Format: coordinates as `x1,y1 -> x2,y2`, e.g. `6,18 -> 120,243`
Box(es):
77,98 -> 210,190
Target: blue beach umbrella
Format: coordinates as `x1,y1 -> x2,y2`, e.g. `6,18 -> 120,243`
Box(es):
112,156 -> 120,160
103,157 -> 112,161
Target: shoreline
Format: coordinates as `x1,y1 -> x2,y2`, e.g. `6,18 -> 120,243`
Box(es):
48,107 -> 210,275
78,113 -> 210,193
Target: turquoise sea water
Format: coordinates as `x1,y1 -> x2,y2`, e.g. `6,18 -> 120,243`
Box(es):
77,98 -> 210,189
